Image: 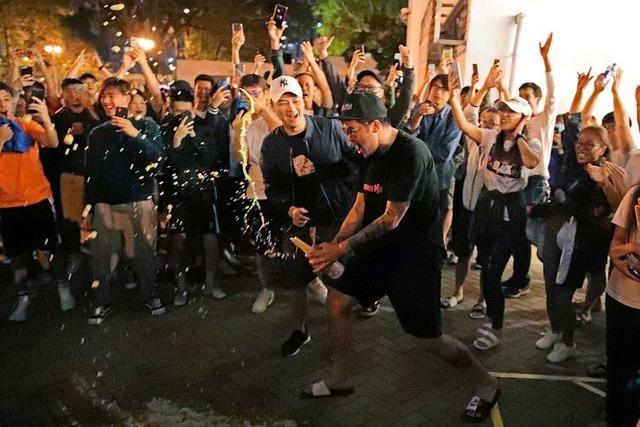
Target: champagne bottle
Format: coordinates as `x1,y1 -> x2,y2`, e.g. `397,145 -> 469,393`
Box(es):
290,237 -> 345,279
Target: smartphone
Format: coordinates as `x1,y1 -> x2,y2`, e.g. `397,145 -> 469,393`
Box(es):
449,61 -> 462,90
115,106 -> 128,118
232,23 -> 244,34
272,4 -> 288,29
234,63 -> 245,78
603,63 -> 617,81
30,85 -> 45,101
355,44 -> 366,55
427,63 -> 436,74
393,52 -> 401,67
236,93 -> 249,114
472,63 -> 479,77
441,48 -> 453,64
20,66 -> 33,76
218,80 -> 230,90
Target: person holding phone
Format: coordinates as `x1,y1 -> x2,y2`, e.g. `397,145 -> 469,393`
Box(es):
0,81 -> 60,322
84,77 -> 164,325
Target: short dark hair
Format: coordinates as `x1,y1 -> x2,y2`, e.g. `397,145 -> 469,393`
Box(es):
0,82 -> 14,97
99,77 -> 131,97
194,74 -> 215,87
602,111 -> 633,127
61,78 -> 84,90
519,82 -> 542,99
429,74 -> 449,90
461,85 -> 471,97
80,73 -> 97,82
240,74 -> 267,90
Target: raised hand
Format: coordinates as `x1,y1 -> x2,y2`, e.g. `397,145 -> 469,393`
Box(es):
538,32 -> 553,58
252,53 -> 267,74
267,19 -> 287,50
173,115 -> 194,147
594,73 -> 610,93
313,35 -> 335,59
576,67 -> 593,90
398,44 -> 412,68
300,41 -> 316,64
612,67 -> 623,94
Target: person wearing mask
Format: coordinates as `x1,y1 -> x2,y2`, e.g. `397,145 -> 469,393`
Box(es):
536,125 -> 624,362
499,34 -> 555,298
160,80 -> 226,305
230,74 -> 282,313
261,76 -> 358,357
607,185 -> 640,426
0,82 -> 60,321
450,90 -> 541,351
85,77 -> 164,325
49,78 -> 101,308
305,92 -> 499,423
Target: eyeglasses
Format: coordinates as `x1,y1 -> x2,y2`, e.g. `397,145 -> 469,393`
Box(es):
479,119 -> 497,128
342,121 -> 371,137
355,84 -> 382,93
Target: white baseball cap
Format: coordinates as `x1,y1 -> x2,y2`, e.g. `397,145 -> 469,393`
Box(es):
496,96 -> 532,117
270,75 -> 304,103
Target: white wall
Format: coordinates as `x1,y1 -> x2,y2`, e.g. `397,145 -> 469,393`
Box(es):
465,0 -> 640,123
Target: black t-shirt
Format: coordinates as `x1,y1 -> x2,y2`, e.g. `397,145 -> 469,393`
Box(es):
359,129 -> 444,256
286,131 -> 333,225
49,107 -> 101,176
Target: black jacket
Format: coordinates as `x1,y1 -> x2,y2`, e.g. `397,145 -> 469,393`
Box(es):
261,115 -> 358,224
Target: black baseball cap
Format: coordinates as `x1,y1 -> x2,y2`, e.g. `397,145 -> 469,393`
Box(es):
170,80 -> 194,103
334,92 -> 388,121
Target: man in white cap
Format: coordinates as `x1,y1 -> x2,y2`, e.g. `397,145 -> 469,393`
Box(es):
261,76 -> 358,357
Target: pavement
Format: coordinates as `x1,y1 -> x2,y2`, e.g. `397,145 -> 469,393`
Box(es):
0,251 -> 607,426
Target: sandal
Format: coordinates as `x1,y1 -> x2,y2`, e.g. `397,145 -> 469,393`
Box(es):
473,327 -> 501,351
301,380 -> 354,399
441,296 -> 462,309
469,303 -> 486,319
575,311 -> 591,326
586,363 -> 607,378
463,389 -> 502,423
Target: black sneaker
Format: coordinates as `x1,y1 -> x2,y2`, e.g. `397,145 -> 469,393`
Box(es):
504,284 -> 531,298
88,305 -> 113,325
145,298 -> 166,316
360,301 -> 380,318
470,262 -> 482,271
281,329 -> 311,357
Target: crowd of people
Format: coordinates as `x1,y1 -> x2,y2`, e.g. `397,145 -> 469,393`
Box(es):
1,14 -> 639,426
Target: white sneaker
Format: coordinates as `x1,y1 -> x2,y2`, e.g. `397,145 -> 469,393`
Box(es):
252,289 -> 275,313
9,295 -> 30,322
57,281 -> 76,312
547,342 -> 576,363
307,278 -> 328,306
535,331 -> 562,350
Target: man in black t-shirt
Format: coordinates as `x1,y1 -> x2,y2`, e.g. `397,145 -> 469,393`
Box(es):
306,93 -> 499,423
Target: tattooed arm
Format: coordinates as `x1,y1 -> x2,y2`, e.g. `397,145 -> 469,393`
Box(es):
306,199 -> 410,273
332,193 -> 365,243
340,200 -> 410,253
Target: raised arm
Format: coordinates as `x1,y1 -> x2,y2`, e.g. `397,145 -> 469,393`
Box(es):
570,68 -> 593,113
64,49 -> 86,79
611,68 -> 635,153
231,28 -> 245,76
131,47 -> 163,113
300,41 -> 333,109
448,88 -> 483,143
267,20 -> 287,78
388,45 -> 415,127
538,33 -> 556,120
582,73 -> 609,126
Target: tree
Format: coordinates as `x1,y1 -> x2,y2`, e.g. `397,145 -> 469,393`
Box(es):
313,0 -> 407,71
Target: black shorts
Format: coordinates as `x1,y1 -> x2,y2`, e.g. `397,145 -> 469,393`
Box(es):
332,245 -> 443,339
282,222 -> 338,288
0,198 -> 57,257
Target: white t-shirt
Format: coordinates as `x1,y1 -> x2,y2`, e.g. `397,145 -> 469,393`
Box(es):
231,116 -> 271,200
608,185 -> 640,309
528,72 -> 556,179
480,128 -> 542,194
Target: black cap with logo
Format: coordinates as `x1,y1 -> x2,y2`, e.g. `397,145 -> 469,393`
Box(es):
334,92 -> 388,121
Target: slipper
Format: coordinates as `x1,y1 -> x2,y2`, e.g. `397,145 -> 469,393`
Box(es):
463,389 -> 502,423
301,380 -> 354,398
469,303 -> 486,319
473,328 -> 501,351
441,296 -> 462,309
